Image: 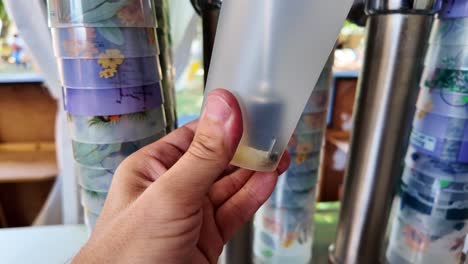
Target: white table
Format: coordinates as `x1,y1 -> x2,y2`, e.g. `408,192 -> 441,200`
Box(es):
0,225 -> 88,264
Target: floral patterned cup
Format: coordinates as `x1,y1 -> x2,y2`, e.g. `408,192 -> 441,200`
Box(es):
58,55 -> 161,88
52,27 -> 159,58
48,0 -> 156,28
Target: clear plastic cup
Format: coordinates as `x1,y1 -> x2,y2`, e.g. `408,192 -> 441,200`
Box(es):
67,107 -> 166,144
47,0 -> 156,28
81,188 -> 107,214
386,206 -> 468,264
51,27 -> 159,59
253,205 -> 314,264
84,207 -> 100,231
204,0 -> 352,171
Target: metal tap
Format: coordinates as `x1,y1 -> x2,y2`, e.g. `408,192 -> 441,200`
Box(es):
330,0 -> 440,263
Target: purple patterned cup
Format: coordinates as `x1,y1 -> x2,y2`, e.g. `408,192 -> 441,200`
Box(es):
440,0 -> 468,19
413,110 -> 468,140
410,129 -> 468,163
417,87 -> 468,118
63,83 -> 163,116
58,56 -> 161,89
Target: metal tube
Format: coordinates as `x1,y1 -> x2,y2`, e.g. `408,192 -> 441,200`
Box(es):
366,0 -> 441,14
329,13 -> 434,264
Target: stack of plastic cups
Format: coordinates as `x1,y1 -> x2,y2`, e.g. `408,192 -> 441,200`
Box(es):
387,1 -> 468,263
155,0 -> 177,132
47,0 -> 167,230
253,54 -> 334,264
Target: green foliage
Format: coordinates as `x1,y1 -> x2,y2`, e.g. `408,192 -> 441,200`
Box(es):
0,1 -> 9,24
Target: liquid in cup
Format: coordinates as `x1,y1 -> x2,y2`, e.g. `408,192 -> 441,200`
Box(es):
204,0 -> 353,171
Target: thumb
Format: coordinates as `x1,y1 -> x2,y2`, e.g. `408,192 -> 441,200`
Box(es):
157,89 -> 243,204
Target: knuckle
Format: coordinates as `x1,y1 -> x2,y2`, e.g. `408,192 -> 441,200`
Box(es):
188,132 -> 226,162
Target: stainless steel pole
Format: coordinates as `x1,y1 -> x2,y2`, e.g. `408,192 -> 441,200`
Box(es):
329,1 -> 440,263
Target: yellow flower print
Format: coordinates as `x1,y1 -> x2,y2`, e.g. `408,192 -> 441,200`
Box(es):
282,233 -> 299,248
416,110 -> 427,119
99,68 -> 117,79
296,142 -> 314,155
416,100 -> 433,119
296,153 -> 310,164
98,49 -> 124,70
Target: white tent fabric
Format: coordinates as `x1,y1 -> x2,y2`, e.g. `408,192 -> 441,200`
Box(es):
3,0 -> 80,225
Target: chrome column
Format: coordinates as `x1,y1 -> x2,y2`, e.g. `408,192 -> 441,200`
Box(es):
330,1 -> 440,263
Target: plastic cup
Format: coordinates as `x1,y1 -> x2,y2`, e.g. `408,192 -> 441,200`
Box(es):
420,66 -> 468,93
429,17 -> 468,45
278,170 -> 319,193
73,131 -> 164,169
63,83 -> 163,116
83,207 -> 100,230
204,0 -> 352,171
302,90 -> 331,114
58,56 -> 162,89
288,132 -> 324,156
253,205 -> 314,264
439,0 -> 468,19
402,166 -> 468,193
402,167 -> 468,202
268,187 -> 316,209
405,146 -> 468,182
51,27 -> 159,58
409,129 -> 468,163
424,44 -> 468,70
81,188 -> 107,214
294,111 -> 328,135
47,0 -> 156,28
77,163 -> 115,193
386,205 -> 468,264
67,107 -> 166,144
412,110 -> 468,141
400,184 -> 468,220
416,85 -> 468,118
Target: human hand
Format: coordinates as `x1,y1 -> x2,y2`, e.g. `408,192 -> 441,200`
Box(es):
73,89 -> 290,264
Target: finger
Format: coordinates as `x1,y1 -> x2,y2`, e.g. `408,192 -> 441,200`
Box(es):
216,153 -> 290,242
197,198 -> 224,264
102,120 -> 199,216
209,169 -> 254,208
209,152 -> 290,208
155,89 -> 243,208
128,119 -> 200,176
222,164 -> 241,176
